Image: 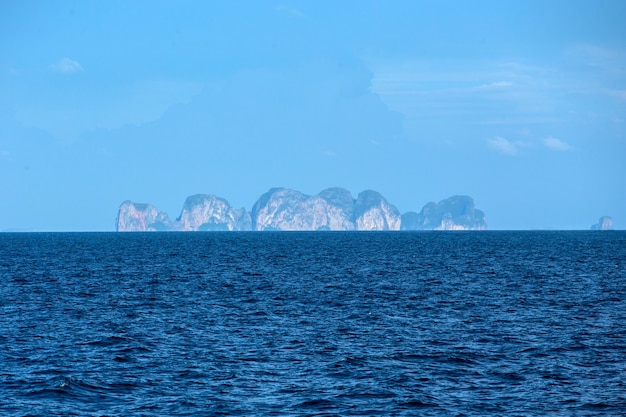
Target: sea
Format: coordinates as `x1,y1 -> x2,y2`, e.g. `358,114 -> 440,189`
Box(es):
1,231 -> 625,416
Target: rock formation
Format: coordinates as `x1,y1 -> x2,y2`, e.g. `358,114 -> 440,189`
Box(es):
249,187 -> 402,231
116,189 -> 486,232
252,188 -> 319,231
115,195 -> 250,232
116,201 -> 175,232
591,216 -> 613,231
401,195 -> 487,231
353,190 -> 401,230
400,211 -> 422,231
177,194 -> 251,231
251,187 -> 359,231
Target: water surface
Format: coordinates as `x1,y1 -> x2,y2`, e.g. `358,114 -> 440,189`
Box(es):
1,231 -> 625,415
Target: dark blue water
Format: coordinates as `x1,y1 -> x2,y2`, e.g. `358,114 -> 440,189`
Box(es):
1,231 -> 625,416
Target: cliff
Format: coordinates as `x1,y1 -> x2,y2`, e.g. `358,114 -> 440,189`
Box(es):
115,195 -> 250,232
251,187 -> 356,231
116,189 -> 486,232
178,194 -> 251,231
401,195 -> 487,231
250,187 -> 400,231
353,190 -> 401,230
116,201 -> 175,232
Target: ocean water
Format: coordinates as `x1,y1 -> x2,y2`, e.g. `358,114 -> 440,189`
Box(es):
1,231 -> 625,416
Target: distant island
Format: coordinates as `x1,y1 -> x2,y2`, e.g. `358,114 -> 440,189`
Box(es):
591,216 -> 614,231
116,187 -> 487,232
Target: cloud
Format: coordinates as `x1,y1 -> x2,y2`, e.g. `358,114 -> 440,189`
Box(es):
370,55 -> 620,128
568,44 -> 626,75
487,136 -> 572,155
275,5 -> 305,18
543,136 -> 572,151
51,58 -> 83,74
487,136 -> 519,155
474,81 -> 513,89
608,89 -> 626,100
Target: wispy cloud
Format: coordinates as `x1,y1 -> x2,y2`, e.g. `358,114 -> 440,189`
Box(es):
276,5 -> 305,18
543,136 -> 573,151
607,89 -> 626,100
369,55 -> 612,119
473,81 -> 512,90
487,136 -> 519,156
568,44 -> 626,76
51,57 -> 83,74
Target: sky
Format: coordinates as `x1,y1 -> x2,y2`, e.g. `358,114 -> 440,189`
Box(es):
1,0 -> 625,231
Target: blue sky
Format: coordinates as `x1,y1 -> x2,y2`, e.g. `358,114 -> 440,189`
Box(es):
1,0 -> 625,231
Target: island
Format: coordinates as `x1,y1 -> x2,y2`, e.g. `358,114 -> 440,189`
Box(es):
116,188 -> 487,232
591,216 -> 614,231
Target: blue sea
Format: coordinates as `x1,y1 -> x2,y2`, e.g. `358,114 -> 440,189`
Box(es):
1,231 -> 625,416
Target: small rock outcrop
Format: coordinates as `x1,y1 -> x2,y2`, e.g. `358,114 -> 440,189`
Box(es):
591,216 -> 613,231
116,201 -> 175,232
400,211 -> 421,231
401,195 -> 487,231
178,194 -> 251,231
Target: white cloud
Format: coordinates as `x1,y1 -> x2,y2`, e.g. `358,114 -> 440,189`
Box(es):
51,58 -> 83,74
487,136 -> 519,155
544,136 -> 572,151
474,81 -> 512,89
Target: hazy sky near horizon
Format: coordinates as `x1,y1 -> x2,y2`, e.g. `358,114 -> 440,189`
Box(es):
1,1 -> 625,231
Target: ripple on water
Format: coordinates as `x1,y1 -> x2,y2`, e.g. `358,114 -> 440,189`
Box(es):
0,231 -> 625,416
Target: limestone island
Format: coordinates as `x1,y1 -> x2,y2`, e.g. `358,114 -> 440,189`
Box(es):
116,187 -> 487,232
591,216 -> 614,231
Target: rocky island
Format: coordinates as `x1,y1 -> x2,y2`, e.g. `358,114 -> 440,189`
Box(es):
591,216 -> 614,231
116,188 -> 487,232
400,195 -> 487,231
251,188 -> 400,231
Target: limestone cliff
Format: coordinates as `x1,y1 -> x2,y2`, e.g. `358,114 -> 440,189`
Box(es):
400,211 -> 421,231
318,187 -> 357,229
116,201 -> 175,232
401,195 -> 487,231
178,194 -> 251,231
117,189 -> 487,232
116,195 -> 250,232
354,190 -> 401,230
591,216 -> 613,231
250,187 -> 400,231
251,187 -> 356,231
